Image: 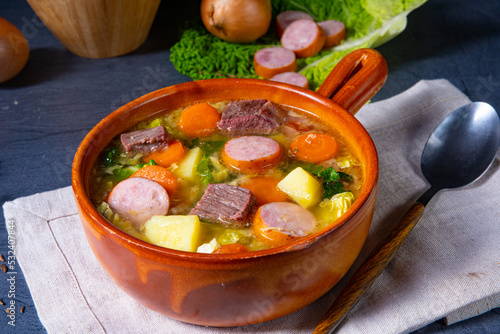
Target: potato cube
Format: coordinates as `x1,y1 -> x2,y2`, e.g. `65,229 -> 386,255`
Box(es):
278,167 -> 323,208
173,147 -> 203,183
144,215 -> 204,252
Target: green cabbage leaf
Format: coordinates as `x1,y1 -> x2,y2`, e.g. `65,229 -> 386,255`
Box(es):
312,191 -> 355,229
170,0 -> 427,90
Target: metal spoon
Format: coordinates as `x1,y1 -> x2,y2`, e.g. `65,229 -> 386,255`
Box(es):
313,101 -> 500,334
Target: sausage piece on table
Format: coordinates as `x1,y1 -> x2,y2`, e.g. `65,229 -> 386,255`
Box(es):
318,20 -> 346,48
254,46 -> 297,79
107,177 -> 170,230
270,72 -> 309,89
275,10 -> 314,38
222,136 -> 282,174
281,19 -> 326,58
253,202 -> 317,247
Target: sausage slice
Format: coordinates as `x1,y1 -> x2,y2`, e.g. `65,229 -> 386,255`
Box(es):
254,46 -> 297,79
281,19 -> 326,58
253,202 -> 317,247
275,11 -> 314,38
318,20 -> 346,48
107,177 -> 169,229
270,72 -> 309,89
222,136 -> 282,174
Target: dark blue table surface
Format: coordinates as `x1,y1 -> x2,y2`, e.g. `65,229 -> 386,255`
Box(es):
1,0 -> 499,333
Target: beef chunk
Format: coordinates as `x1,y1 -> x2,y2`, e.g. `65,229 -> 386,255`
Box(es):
189,184 -> 256,228
120,126 -> 170,154
217,99 -> 284,135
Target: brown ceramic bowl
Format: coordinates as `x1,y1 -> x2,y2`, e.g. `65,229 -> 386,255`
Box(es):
72,48 -> 387,327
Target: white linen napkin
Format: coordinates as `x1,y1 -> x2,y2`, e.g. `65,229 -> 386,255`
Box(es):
3,79 -> 499,334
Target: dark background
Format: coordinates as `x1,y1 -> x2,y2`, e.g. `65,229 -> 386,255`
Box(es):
1,0 -> 499,333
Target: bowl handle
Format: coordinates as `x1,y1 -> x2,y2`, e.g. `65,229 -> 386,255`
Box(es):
316,48 -> 388,115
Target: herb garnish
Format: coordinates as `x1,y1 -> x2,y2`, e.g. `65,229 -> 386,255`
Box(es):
296,162 -> 352,198
196,140 -> 227,185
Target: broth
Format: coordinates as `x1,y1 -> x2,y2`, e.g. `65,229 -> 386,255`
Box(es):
90,99 -> 363,252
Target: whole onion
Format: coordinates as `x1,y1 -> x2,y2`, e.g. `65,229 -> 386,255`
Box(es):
0,17 -> 29,83
201,0 -> 271,43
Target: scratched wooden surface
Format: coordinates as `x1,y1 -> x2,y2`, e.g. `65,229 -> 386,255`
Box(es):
0,0 -> 499,333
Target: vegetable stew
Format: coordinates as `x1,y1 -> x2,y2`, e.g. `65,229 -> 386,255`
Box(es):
90,99 -> 363,253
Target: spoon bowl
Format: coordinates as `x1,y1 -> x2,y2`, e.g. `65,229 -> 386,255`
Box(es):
421,102 -> 500,192
418,102 -> 500,204
314,101 -> 500,333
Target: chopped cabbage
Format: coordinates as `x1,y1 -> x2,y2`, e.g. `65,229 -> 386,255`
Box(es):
96,202 -> 143,239
217,229 -> 253,246
312,192 -> 355,229
335,149 -> 360,169
197,238 -> 220,254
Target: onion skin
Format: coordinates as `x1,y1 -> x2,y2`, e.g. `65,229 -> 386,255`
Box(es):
201,0 -> 271,43
0,17 -> 29,83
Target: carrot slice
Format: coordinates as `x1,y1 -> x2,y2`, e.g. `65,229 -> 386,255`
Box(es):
240,177 -> 288,205
221,136 -> 282,174
252,206 -> 298,248
130,165 -> 179,195
213,243 -> 249,254
178,102 -> 221,137
143,140 -> 186,168
289,133 -> 338,163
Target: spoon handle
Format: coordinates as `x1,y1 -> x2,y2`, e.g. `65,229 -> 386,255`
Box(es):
313,201 -> 425,334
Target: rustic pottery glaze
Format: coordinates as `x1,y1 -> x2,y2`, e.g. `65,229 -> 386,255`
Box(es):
72,48 -> 387,326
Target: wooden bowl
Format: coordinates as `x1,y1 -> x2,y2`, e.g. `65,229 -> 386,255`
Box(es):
26,0 -> 161,59
72,49 -> 387,326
